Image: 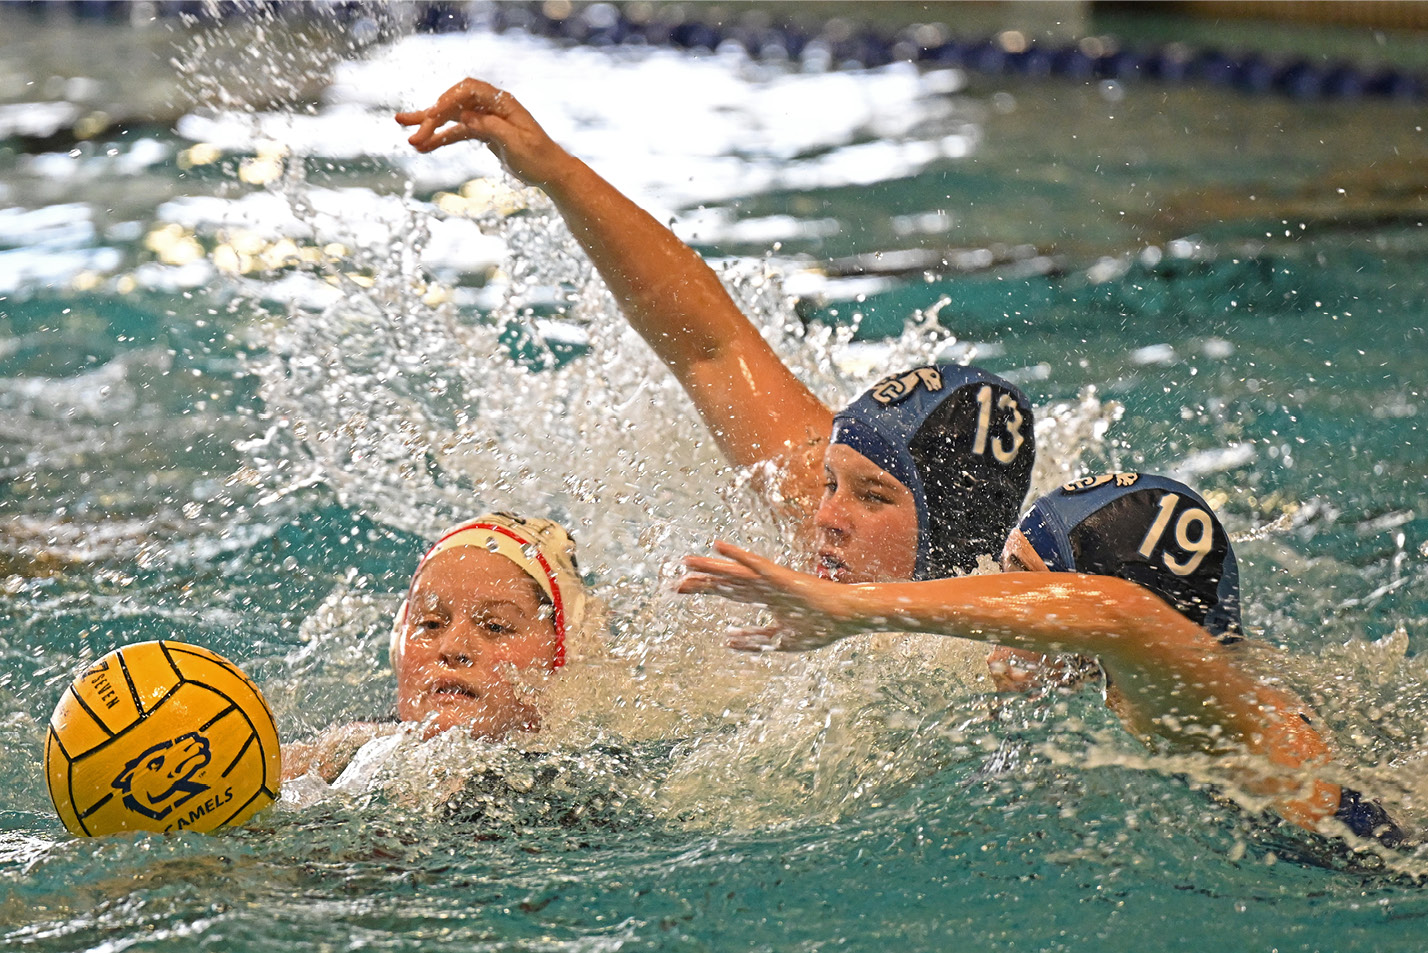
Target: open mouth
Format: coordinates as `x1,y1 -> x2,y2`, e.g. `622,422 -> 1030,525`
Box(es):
428,681 -> 480,701
815,552 -> 848,581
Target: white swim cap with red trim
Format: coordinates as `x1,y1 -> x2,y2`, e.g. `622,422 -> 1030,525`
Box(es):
393,512 -> 586,668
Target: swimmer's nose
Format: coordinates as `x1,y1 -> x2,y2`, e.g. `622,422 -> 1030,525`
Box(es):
815,488 -> 851,539
436,627 -> 481,667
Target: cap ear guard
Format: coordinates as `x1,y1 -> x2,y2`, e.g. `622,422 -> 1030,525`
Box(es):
1203,544 -> 1242,640
1015,502 -> 1073,572
389,598 -> 408,671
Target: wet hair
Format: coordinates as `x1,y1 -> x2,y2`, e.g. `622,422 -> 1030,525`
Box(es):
831,365 -> 1035,579
1015,472 -> 1242,641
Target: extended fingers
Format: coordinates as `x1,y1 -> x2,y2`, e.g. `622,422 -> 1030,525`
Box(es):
431,78 -> 524,126
395,79 -> 525,147
681,553 -> 754,577
673,571 -> 723,595
678,550 -> 771,599
410,121 -> 486,153
678,541 -> 811,602
674,571 -> 761,600
711,539 -> 778,571
451,78 -> 507,111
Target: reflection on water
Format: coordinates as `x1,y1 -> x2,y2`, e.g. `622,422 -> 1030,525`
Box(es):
2,10 -> 1428,952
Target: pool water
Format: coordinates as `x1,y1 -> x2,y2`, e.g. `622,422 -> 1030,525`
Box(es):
2,13 -> 1428,952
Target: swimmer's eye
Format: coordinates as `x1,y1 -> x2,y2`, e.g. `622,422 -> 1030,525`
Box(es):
410,616 -> 445,635
479,619 -> 516,636
1003,554 -> 1032,573
853,484 -> 896,505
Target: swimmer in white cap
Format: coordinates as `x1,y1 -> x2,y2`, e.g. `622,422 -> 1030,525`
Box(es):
677,473 -> 1404,845
283,512 -> 587,781
397,81 -> 1035,585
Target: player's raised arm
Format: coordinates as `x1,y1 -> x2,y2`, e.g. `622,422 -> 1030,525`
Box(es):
397,79 -> 833,521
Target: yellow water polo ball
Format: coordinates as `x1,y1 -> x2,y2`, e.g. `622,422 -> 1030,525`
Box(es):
44,640 -> 282,836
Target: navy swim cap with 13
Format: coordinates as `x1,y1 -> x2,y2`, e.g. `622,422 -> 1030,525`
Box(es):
831,365 -> 1036,580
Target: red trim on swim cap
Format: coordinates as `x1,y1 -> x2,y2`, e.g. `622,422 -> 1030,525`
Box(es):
408,519 -> 567,669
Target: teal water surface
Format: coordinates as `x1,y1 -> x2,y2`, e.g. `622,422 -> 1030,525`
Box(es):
2,11 -> 1427,952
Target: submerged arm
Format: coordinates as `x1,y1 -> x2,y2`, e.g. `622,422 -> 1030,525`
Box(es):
397,79 -> 832,522
678,542 -> 1340,830
281,721 -> 393,783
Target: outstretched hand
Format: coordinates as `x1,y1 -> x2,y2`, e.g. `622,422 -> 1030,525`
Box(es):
395,78 -> 572,187
677,541 -> 862,652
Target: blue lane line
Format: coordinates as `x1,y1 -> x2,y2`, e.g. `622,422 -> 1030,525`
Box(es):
15,0 -> 1426,102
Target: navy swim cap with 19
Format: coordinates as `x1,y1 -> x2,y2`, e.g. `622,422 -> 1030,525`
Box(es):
1015,472 -> 1242,641
831,365 -> 1035,580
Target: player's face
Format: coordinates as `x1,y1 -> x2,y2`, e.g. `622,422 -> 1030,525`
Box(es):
1000,528 -> 1051,573
394,547 -> 558,740
814,443 -> 919,583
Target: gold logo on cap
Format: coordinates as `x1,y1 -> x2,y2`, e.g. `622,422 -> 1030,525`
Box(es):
870,367 -> 943,405
1062,472 -> 1140,494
